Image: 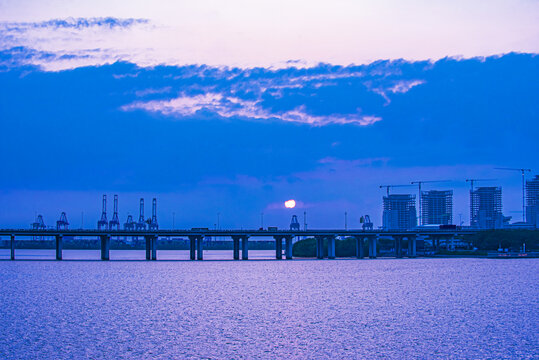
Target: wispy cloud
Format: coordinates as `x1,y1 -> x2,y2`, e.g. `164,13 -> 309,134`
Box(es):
121,92 -> 381,126
0,17 -> 153,70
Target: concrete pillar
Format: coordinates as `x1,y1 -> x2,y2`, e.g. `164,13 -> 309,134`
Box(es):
197,236 -> 203,260
369,237 -> 377,258
55,235 -> 63,260
285,236 -> 293,260
151,236 -> 157,260
232,236 -> 240,260
275,236 -> 283,259
410,236 -> 417,258
189,236 -> 196,260
10,234 -> 15,260
316,236 -> 324,259
241,236 -> 249,260
395,236 -> 403,258
145,236 -> 152,260
356,236 -> 364,259
101,235 -> 110,261
328,236 -> 336,259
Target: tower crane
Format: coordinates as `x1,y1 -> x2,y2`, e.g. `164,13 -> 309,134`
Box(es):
494,167 -> 532,222
379,184 -> 415,196
465,178 -> 497,192
411,180 -> 451,226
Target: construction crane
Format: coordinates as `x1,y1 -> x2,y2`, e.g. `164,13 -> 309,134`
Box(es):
411,180 -> 451,226
379,184 -> 415,196
494,167 -> 532,222
465,178 -> 497,192
136,198 -> 146,230
97,195 -> 108,230
56,212 -> 69,230
109,194 -> 120,230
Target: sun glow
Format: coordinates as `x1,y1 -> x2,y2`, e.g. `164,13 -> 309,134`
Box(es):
284,199 -> 296,208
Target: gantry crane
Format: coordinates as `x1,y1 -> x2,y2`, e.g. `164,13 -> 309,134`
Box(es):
411,180 -> 451,226
97,195 -> 108,230
494,167 -> 532,222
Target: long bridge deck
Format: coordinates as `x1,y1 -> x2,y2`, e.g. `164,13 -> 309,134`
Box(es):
0,228 -> 477,261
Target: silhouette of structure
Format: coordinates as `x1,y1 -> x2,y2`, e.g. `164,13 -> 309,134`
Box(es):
136,198 -> 146,230
470,187 -> 504,229
361,215 -> 373,230
56,212 -> 69,230
97,195 -> 108,230
148,198 -> 158,230
109,195 -> 120,230
382,194 -> 417,230
526,175 -> 539,228
124,215 -> 135,230
31,215 -> 46,230
421,190 -> 453,225
290,215 -> 300,230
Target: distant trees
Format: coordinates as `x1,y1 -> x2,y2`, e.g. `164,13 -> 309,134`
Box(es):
465,230 -> 539,251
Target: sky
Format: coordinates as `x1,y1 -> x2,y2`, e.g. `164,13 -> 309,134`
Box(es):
0,0 -> 538,229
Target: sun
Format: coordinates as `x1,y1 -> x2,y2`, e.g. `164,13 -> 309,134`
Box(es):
284,199 -> 296,208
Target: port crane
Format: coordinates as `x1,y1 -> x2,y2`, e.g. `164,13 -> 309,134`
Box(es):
494,167 -> 532,222
411,180 -> 451,226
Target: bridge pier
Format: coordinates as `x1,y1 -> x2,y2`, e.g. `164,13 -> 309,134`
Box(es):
408,236 -> 417,258
241,236 -> 249,260
232,236 -> 240,260
368,237 -> 377,258
394,236 -> 403,258
55,235 -> 63,260
315,236 -> 324,259
285,236 -> 293,260
100,235 -> 110,261
188,236 -> 196,260
10,234 -> 15,260
151,236 -> 157,260
146,236 -> 153,260
197,236 -> 203,260
355,236 -> 364,259
328,236 -> 336,259
274,236 -> 283,259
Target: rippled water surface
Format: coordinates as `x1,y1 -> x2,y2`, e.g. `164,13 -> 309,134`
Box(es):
0,252 -> 537,359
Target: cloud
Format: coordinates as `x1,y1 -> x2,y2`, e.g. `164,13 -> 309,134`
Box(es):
0,17 -> 153,70
121,92 -> 381,126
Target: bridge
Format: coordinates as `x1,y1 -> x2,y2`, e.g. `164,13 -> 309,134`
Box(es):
0,228 -> 478,261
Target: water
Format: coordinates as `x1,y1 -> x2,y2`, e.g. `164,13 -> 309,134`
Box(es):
0,252 -> 537,359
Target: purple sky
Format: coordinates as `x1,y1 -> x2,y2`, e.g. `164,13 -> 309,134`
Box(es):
0,2 -> 538,229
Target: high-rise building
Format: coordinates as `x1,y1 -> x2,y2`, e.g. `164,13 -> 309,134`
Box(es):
382,194 -> 417,230
470,186 -> 503,229
525,175 -> 539,228
421,190 -> 453,225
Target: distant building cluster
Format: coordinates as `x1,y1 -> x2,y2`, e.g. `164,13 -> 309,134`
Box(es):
382,175 -> 539,230
526,175 -> 539,228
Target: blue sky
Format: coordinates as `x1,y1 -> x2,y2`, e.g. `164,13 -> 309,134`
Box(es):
0,1 -> 538,229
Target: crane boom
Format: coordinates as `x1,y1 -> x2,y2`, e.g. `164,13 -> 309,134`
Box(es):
494,167 -> 532,222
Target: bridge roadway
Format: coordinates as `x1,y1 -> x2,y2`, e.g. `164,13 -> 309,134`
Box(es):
0,229 -> 478,261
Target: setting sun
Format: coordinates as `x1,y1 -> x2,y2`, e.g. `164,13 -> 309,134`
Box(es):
284,199 -> 296,208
